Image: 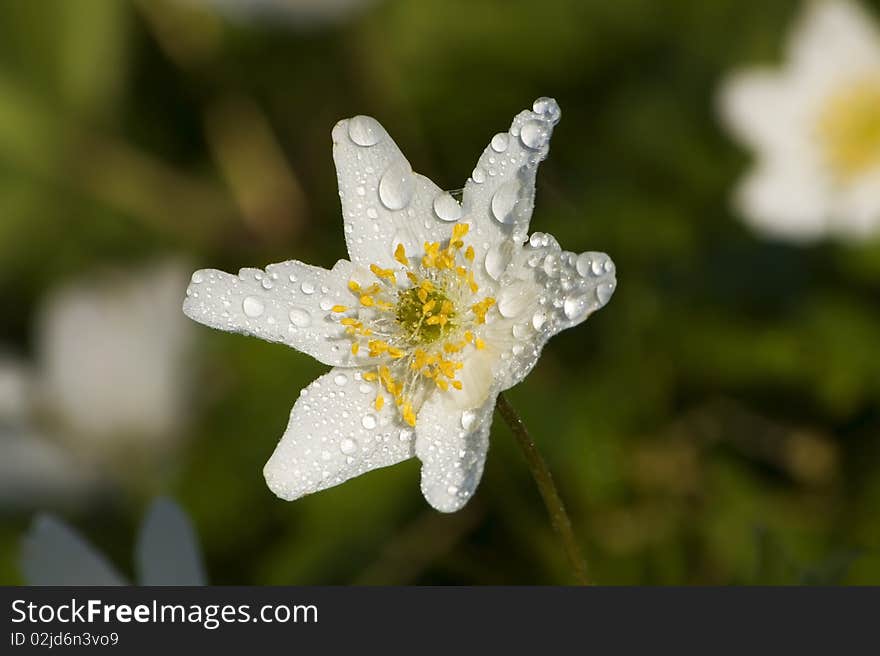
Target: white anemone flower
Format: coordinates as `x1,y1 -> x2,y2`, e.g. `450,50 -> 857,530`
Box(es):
20,498 -> 206,586
184,97 -> 616,512
719,0 -> 880,242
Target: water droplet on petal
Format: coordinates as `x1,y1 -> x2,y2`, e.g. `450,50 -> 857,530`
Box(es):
472,167 -> 486,183
191,272 -> 203,284
378,161 -> 415,210
531,311 -> 547,331
490,132 -> 509,152
484,242 -> 511,280
491,181 -> 520,224
433,192 -> 463,222
362,414 -> 377,430
597,282 -> 615,306
334,373 -> 348,386
301,281 -> 315,295
399,429 -> 413,441
461,410 -> 476,430
520,120 -> 548,149
563,294 -> 591,321
366,207 -> 379,219
340,438 -> 357,455
576,253 -> 592,277
348,115 -> 383,147
532,97 -> 561,124
261,278 -> 273,290
242,296 -> 264,318
288,308 -> 310,327
497,282 -> 531,318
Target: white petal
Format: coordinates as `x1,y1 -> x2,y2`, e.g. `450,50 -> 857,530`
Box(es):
332,116 -> 455,270
485,232 -> 616,391
264,368 -> 415,501
136,498 -> 206,586
718,69 -> 802,153
38,261 -> 192,448
788,0 -> 880,80
415,391 -> 497,513
735,161 -> 831,241
461,97 -> 562,286
20,515 -> 127,586
184,259 -> 364,367
0,356 -> 32,423
832,167 -> 880,239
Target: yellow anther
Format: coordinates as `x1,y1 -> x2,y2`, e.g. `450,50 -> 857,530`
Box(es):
341,318 -> 359,326
402,403 -> 416,427
426,315 -> 442,325
464,331 -> 474,343
351,342 -> 360,355
360,295 -> 375,307
388,347 -> 406,359
441,300 -> 454,315
452,380 -> 463,390
436,379 -> 449,391
363,372 -> 378,382
375,395 -> 385,411
475,338 -> 485,350
394,243 -> 408,266
451,223 -> 469,240
417,288 -> 429,304
465,245 -> 475,261
370,263 -> 396,284
331,304 -> 347,313
422,300 -> 436,314
348,280 -> 361,292
376,300 -> 395,311
406,271 -> 419,284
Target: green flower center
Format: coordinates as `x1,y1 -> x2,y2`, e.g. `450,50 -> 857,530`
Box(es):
396,286 -> 456,344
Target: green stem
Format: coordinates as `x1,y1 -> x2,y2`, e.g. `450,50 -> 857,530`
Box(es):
496,392 -> 591,585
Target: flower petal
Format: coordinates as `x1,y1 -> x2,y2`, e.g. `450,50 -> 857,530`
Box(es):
264,368 -> 416,501
20,515 -> 127,586
135,498 -> 206,586
461,97 -> 562,286
332,116 -> 455,270
788,0 -> 880,80
415,391 -> 497,513
485,232 -> 616,391
184,259 -> 364,367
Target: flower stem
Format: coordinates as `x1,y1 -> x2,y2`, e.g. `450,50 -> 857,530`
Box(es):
496,392 -> 591,585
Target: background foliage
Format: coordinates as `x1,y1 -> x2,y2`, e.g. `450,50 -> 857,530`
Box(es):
1,0 -> 879,584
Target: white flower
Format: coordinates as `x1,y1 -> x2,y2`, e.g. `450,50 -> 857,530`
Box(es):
184,97 -> 616,512
20,498 -> 206,585
719,0 -> 880,242
37,260 -> 194,461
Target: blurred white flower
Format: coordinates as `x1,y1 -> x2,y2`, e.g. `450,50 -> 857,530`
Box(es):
184,97 -> 616,512
186,0 -> 377,27
719,0 -> 880,242
20,497 -> 206,585
37,260 -> 194,462
0,261 -> 193,510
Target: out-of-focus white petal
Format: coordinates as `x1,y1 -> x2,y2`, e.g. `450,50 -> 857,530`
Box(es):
718,69 -> 802,153
462,97 -> 562,288
332,116 -> 455,270
264,368 -> 415,501
833,167 -> 880,238
20,515 -> 127,586
184,259 -> 371,367
38,261 -> 193,453
135,498 -> 206,586
415,391 -> 496,513
788,0 -> 880,80
735,161 -> 831,242
482,232 -> 616,391
0,429 -> 98,510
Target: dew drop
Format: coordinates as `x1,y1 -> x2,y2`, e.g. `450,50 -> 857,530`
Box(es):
378,161 -> 415,210
563,294 -> 590,321
348,115 -> 383,147
191,272 -> 203,284
490,132 -> 509,153
362,414 -> 377,430
461,410 -> 476,430
334,373 -> 348,386
520,120 -> 548,149
242,296 -> 264,318
576,253 -> 592,277
532,97 -> 561,124
319,298 -> 333,311
433,192 -> 463,222
301,281 -> 315,295
531,311 -> 547,331
288,308 -> 311,328
399,428 -> 413,441
261,278 -> 273,290
340,438 -> 357,455
366,207 -> 379,220
472,167 -> 486,183
484,242 -> 511,280
597,282 -> 615,306
497,282 -> 530,319
491,181 -> 520,224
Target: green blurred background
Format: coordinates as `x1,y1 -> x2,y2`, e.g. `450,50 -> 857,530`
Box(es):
1,0 -> 879,585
